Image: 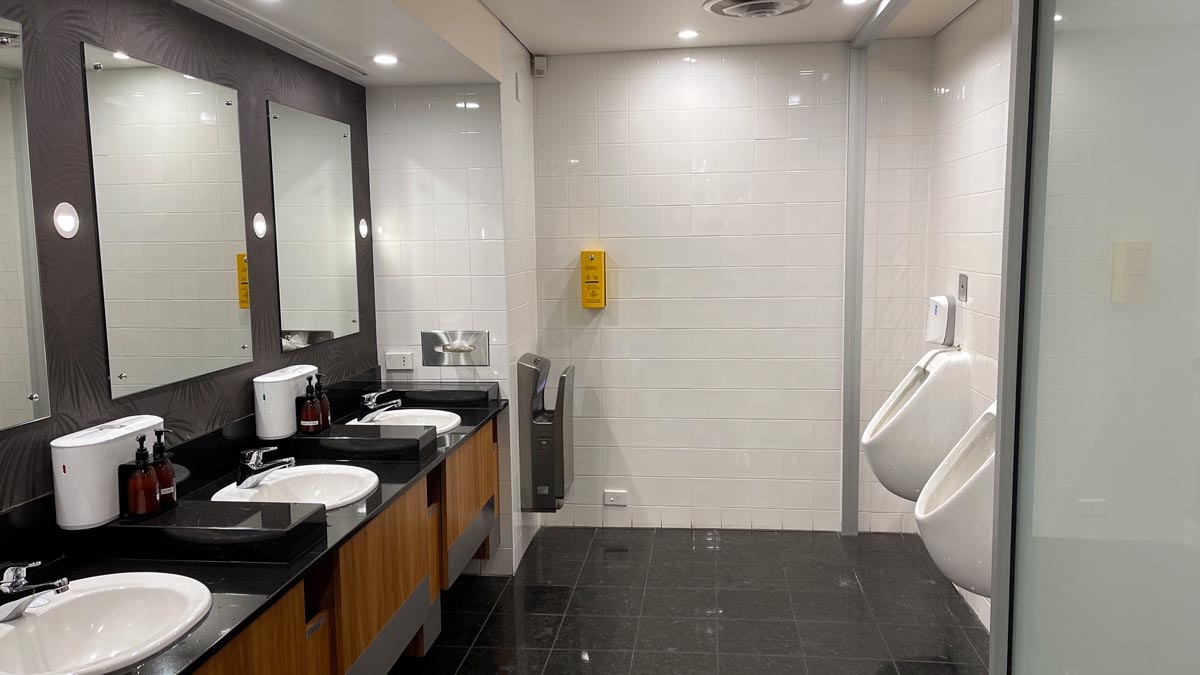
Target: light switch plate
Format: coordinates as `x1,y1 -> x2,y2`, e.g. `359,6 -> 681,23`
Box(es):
603,489 -> 628,507
1111,240 -> 1151,304
385,351 -> 413,371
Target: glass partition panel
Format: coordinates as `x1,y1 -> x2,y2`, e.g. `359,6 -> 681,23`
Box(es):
1011,1 -> 1200,671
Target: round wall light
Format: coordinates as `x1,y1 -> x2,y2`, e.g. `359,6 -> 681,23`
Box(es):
358,218 -> 369,239
252,213 -> 268,239
53,202 -> 80,239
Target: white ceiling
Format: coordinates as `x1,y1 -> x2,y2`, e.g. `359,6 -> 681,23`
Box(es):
883,0 -> 977,39
479,0 -> 979,56
173,0 -> 495,86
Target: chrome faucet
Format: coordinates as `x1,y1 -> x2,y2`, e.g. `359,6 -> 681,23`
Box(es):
236,447 -> 296,488
0,562 -> 69,623
358,389 -> 403,422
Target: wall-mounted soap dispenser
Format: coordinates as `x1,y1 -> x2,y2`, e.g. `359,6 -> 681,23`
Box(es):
516,353 -> 575,512
50,414 -> 164,529
253,364 -> 317,440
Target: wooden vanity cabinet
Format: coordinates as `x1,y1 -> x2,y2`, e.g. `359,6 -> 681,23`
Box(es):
329,477 -> 429,674
440,419 -> 499,584
194,583 -> 307,675
193,419 -> 501,674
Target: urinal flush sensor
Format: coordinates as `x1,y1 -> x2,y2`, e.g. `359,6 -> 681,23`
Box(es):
925,296 -> 956,346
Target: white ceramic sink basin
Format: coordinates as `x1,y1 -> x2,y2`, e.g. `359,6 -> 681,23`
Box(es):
0,572 -> 211,675
349,409 -> 462,435
211,464 -> 379,510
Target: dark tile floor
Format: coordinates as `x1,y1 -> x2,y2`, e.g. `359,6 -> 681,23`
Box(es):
391,528 -> 989,675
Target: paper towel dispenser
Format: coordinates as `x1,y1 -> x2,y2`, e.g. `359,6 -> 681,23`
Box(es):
517,353 -> 574,512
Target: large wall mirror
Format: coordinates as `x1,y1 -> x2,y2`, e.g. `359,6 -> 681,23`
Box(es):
84,45 -> 251,398
0,18 -> 49,429
268,101 -> 359,352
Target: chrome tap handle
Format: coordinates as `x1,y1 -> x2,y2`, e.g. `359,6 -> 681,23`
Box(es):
0,562 -> 37,583
361,389 -> 394,407
240,447 -> 280,468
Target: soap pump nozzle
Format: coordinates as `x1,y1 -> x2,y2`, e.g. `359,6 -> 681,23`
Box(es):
152,428 -> 172,459
134,434 -> 150,464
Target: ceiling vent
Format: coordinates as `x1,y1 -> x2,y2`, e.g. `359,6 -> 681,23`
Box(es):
702,0 -> 811,18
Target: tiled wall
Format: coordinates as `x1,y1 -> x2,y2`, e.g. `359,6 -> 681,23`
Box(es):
369,31 -> 543,573
87,66 -> 250,396
860,38 -> 936,533
533,44 -> 850,531
858,0 -> 1011,536
0,77 -> 35,428
271,108 -> 359,343
497,29 -> 543,570
928,0 -> 1009,420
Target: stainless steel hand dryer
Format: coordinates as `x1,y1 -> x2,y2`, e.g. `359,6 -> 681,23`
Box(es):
516,353 -> 574,512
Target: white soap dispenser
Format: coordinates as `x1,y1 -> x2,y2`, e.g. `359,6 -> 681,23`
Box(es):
924,295 -> 956,346
50,414 -> 164,529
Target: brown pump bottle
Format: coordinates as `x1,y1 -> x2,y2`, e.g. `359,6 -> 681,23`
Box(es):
151,428 -> 177,509
299,376 -> 322,434
125,434 -> 160,517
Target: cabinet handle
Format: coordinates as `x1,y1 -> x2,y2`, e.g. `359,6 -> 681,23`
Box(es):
27,393 -> 38,401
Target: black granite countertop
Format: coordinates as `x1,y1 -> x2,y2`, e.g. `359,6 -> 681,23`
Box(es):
20,394 -> 507,675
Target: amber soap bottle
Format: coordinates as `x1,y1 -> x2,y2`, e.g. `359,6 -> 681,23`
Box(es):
151,428 -> 177,509
299,376 -> 322,434
120,434 -> 160,517
314,373 -> 331,430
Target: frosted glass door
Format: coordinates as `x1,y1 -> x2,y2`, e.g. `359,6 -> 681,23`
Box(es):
1011,1 -> 1200,672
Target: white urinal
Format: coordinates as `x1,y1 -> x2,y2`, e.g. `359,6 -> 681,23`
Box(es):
861,347 -> 971,502
916,402 -> 996,597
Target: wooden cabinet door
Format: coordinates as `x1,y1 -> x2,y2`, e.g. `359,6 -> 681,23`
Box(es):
331,478 -> 428,673
194,583 -> 306,675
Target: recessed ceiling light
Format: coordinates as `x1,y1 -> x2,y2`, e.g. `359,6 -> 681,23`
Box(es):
373,54 -> 398,65
677,29 -> 700,39
842,0 -> 869,4
1053,13 -> 1063,21
112,51 -> 130,60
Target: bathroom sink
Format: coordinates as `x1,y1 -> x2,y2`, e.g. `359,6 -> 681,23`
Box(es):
348,409 -> 462,435
0,572 -> 211,675
211,464 -> 379,510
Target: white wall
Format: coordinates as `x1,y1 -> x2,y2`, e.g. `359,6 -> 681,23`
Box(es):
861,37 -> 936,533
270,106 -> 359,343
370,30 -> 542,574
533,44 -> 850,531
859,0 -> 1011,536
87,66 -> 250,397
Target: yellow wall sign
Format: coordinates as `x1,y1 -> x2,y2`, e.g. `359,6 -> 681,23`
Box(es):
581,250 -> 606,309
236,253 -> 250,309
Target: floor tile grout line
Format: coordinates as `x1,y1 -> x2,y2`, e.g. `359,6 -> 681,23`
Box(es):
449,576 -> 511,675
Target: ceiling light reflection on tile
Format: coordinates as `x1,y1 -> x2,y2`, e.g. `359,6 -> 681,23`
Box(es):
456,101 -> 480,109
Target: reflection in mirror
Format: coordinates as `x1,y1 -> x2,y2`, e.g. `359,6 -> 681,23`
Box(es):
0,18 -> 49,429
84,45 -> 251,398
268,102 -> 358,352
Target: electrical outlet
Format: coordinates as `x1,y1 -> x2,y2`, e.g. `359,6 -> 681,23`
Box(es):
603,489 -> 628,506
385,351 -> 413,371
